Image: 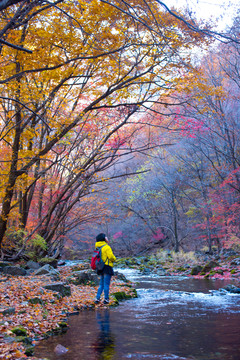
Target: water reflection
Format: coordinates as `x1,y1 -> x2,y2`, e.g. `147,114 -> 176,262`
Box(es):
93,309 -> 116,359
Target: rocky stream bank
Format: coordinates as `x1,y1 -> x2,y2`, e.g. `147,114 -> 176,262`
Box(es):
0,248 -> 240,359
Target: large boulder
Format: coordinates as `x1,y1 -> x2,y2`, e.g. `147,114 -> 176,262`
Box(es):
222,284 -> 240,294
68,270 -> 99,286
3,266 -> 26,276
190,265 -> 203,275
34,264 -> 60,277
43,282 -> 71,297
26,260 -> 41,270
39,257 -> 58,268
202,260 -> 219,274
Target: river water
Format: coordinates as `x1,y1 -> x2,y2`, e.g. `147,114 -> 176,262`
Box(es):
34,269 -> 240,360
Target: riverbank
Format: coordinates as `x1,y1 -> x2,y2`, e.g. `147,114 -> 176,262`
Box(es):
1,249 -> 240,359
0,263 -> 136,360
116,249 -> 240,282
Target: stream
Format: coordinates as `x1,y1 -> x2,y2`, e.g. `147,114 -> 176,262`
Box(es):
34,269 -> 240,360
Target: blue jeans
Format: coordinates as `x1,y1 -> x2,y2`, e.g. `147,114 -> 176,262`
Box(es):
96,273 -> 112,301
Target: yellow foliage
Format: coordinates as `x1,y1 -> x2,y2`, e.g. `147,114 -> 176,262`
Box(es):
0,0 -> 209,233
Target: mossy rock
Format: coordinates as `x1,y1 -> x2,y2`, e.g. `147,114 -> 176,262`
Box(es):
47,322 -> 68,335
58,322 -> 68,332
112,291 -> 132,301
11,326 -> 27,336
25,346 -> 35,356
131,288 -> 138,298
15,336 -> 32,344
177,266 -> 186,272
191,265 -> 203,275
39,257 -> 58,268
208,270 -> 217,276
29,297 -> 45,305
15,336 -> 27,343
202,260 -> 219,273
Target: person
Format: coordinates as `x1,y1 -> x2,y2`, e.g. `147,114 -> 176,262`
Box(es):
94,233 -> 116,304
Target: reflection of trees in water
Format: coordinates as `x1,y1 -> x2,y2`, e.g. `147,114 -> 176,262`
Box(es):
93,309 -> 116,359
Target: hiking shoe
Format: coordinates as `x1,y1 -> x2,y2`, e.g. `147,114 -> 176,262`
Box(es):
94,299 -> 100,304
103,299 -> 109,304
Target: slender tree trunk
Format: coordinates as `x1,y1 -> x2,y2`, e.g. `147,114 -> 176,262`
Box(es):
0,58 -> 22,248
172,193 -> 179,252
0,105 -> 21,247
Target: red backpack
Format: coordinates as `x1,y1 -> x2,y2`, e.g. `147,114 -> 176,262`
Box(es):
91,245 -> 106,271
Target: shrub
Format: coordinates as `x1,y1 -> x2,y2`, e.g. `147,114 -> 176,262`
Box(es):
156,250 -> 197,264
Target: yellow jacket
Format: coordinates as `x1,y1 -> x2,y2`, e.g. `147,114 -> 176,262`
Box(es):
95,241 -> 116,267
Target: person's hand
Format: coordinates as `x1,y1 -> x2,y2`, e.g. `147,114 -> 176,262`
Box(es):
105,236 -> 108,243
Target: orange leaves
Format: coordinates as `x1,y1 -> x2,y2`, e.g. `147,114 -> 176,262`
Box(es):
0,343 -> 27,359
0,264 -> 135,359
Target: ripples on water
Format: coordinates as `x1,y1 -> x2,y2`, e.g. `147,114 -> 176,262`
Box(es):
34,269 -> 240,360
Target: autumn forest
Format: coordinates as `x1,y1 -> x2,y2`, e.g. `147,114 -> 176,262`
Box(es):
0,0 -> 239,262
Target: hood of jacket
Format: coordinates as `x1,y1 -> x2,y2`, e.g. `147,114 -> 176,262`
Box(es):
95,240 -> 107,248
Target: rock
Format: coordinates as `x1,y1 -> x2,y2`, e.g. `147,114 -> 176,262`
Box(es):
3,266 -> 26,276
25,346 -> 35,356
11,326 -> 27,336
68,270 -> 99,286
202,261 -> 219,274
141,267 -> 151,275
34,264 -> 60,277
0,261 -> 11,271
54,344 -> 68,355
0,307 -> 16,315
222,284 -> 240,294
26,260 -> 41,270
114,271 -> 128,282
57,260 -> 66,266
156,269 -> 167,276
28,297 -> 45,305
15,336 -> 32,344
112,291 -> 133,301
210,289 -> 227,296
26,268 -> 36,276
43,282 -> 71,297
39,257 -> 58,268
190,265 -> 203,275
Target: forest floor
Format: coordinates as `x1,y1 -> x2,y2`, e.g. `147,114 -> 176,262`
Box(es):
0,263 -> 136,360
0,250 -> 240,360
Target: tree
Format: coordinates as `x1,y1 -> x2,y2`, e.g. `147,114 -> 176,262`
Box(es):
0,0 -> 209,258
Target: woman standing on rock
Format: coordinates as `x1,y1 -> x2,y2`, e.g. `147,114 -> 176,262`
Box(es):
94,233 -> 116,305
